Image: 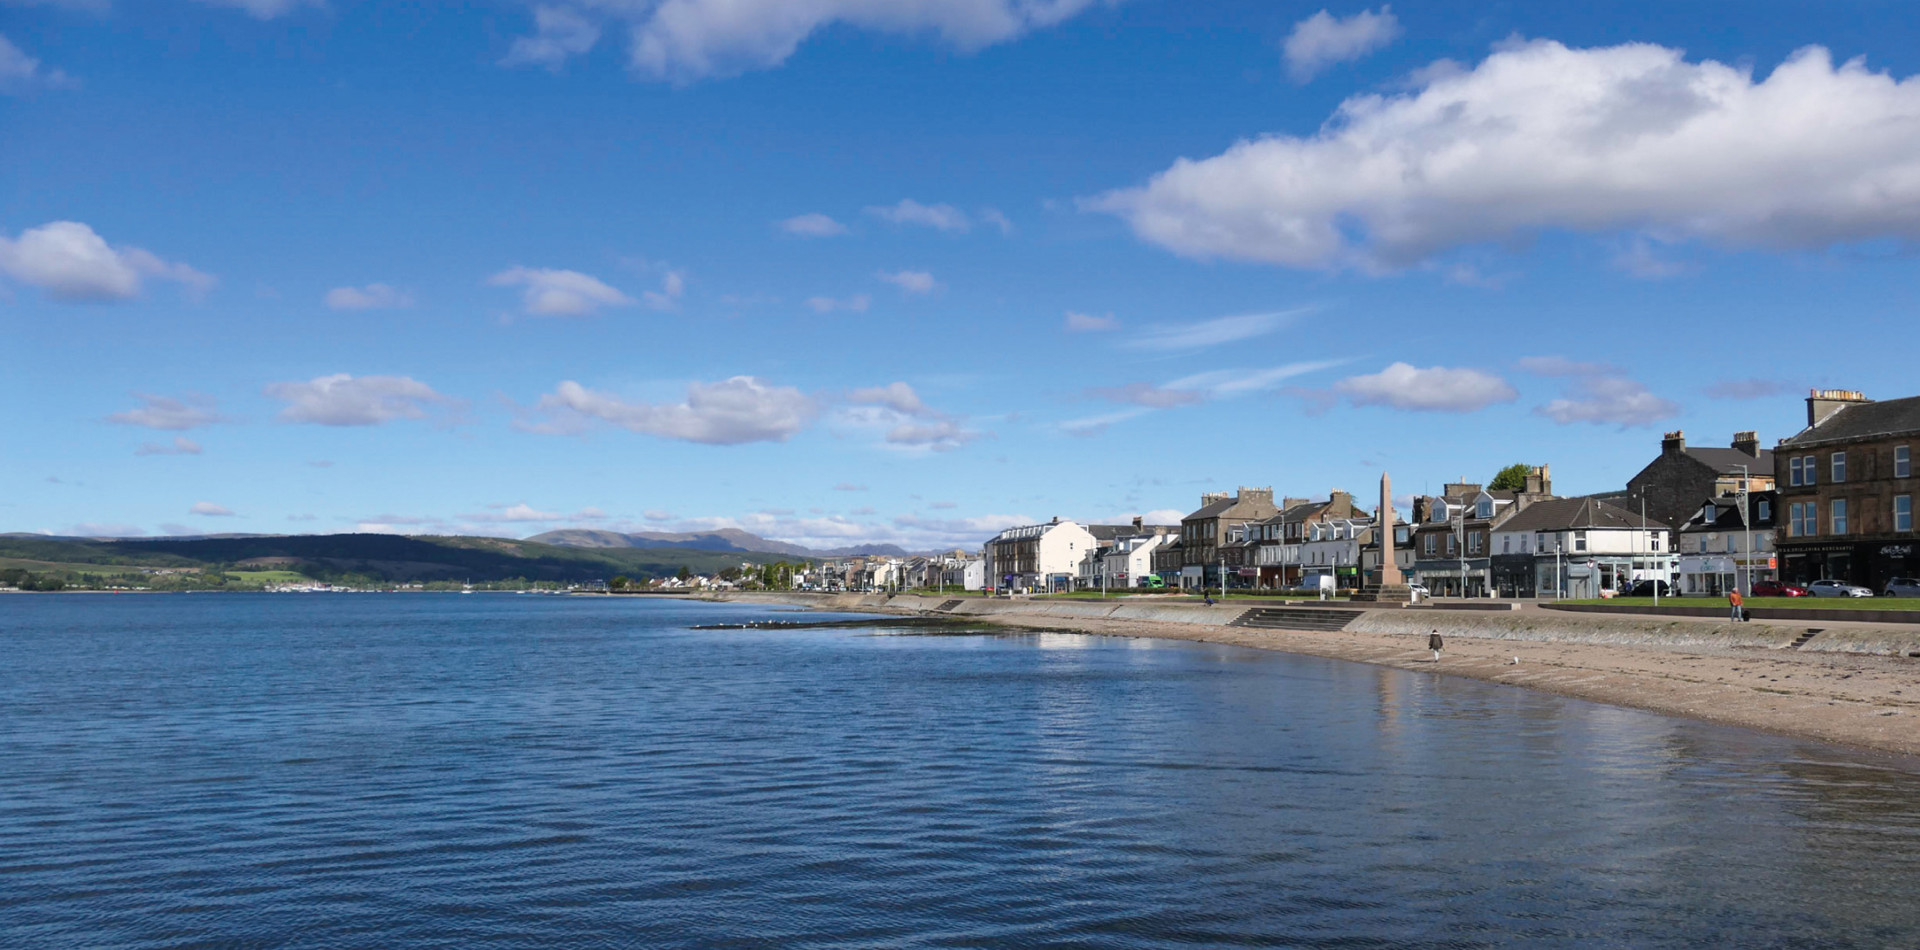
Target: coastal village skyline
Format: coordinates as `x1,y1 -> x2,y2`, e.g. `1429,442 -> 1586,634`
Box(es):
10,1 -> 1920,553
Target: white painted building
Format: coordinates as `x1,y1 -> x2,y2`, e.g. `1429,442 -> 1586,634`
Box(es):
985,518 -> 1100,592
1492,497 -> 1673,598
1087,531 -> 1173,590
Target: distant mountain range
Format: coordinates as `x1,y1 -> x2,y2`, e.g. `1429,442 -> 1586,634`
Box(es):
526,528 -> 910,559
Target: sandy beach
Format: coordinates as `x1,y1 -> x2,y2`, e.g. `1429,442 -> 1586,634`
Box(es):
714,592 -> 1920,760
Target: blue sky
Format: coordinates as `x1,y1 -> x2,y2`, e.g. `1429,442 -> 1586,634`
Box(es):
5,0 -> 1919,549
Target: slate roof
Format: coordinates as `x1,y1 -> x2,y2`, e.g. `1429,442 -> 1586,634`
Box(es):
1085,525 -> 1140,541
1183,498 -> 1238,521
1683,445 -> 1774,474
1681,491 -> 1778,532
1494,496 -> 1655,534
1781,395 -> 1920,447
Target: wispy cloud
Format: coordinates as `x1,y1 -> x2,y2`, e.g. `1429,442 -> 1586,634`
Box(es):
1065,311 -> 1117,332
778,213 -> 848,237
1120,310 -> 1302,351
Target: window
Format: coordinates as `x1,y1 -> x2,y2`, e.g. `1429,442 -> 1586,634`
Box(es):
1757,499 -> 1771,521
1832,499 -> 1848,535
1469,532 -> 1483,554
1790,457 -> 1803,487
1898,495 -> 1913,533
1651,534 -> 1662,551
1574,530 -> 1588,552
1446,535 -> 1457,554
1804,456 -> 1817,485
1726,535 -> 1737,554
1698,536 -> 1709,553
1476,499 -> 1493,520
1790,502 -> 1819,538
1424,534 -> 1436,555
1832,452 -> 1847,483
1899,446 -> 1912,479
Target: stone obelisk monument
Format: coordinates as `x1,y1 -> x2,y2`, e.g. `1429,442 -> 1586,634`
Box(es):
1354,472 -> 1413,603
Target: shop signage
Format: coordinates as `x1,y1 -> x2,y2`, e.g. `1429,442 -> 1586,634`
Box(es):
1883,545 -> 1914,558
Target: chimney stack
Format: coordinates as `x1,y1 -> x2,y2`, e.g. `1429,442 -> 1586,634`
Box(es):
1132,515 -> 1143,531
1732,431 -> 1760,457
1807,389 -> 1870,429
1662,430 -> 1686,454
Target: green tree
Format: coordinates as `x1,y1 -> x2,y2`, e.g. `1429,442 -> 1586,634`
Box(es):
676,565 -> 692,583
609,575 -> 630,591
1489,463 -> 1533,491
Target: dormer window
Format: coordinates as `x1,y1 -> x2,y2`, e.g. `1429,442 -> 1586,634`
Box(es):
1475,496 -> 1493,520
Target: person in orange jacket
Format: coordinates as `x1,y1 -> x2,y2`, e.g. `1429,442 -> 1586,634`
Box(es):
1729,588 -> 1745,622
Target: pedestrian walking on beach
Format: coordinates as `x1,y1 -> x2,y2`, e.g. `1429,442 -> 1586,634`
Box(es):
1729,588 -> 1745,622
1428,630 -> 1444,660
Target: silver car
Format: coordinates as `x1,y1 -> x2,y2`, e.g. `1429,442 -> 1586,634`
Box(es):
1808,579 -> 1874,598
1884,577 -> 1920,597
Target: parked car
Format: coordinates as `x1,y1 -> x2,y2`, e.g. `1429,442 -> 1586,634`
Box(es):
1807,579 -> 1874,598
1625,580 -> 1672,598
1751,581 -> 1810,597
1884,577 -> 1920,597
1407,584 -> 1430,601
1136,576 -> 1167,590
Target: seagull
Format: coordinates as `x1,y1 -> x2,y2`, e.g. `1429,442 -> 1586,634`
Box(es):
1508,656 -> 1520,665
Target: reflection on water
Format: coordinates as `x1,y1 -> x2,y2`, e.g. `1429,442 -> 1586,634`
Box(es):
3,594 -> 1920,948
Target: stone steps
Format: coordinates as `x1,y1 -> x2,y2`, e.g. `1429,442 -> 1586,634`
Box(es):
1229,607 -> 1359,633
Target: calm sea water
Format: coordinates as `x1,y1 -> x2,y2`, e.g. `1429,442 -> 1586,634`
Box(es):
5,594 -> 1920,948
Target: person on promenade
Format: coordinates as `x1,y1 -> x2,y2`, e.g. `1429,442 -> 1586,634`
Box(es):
1729,588 -> 1745,622
1204,589 -> 1215,607
1428,630 -> 1444,660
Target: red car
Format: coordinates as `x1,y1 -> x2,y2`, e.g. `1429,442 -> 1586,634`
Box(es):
1751,581 -> 1810,597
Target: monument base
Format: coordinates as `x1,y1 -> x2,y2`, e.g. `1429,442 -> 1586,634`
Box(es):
1352,584 -> 1415,604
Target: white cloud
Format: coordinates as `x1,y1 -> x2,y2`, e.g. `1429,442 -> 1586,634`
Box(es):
1065,310 -> 1116,331
1088,382 -> 1202,408
108,393 -> 223,430
459,502 -> 608,524
848,381 -> 931,416
1165,361 -> 1346,399
488,266 -> 633,317
68,522 -> 145,538
528,377 -> 817,444
1282,6 -> 1400,82
1120,310 -> 1298,351
806,293 -> 870,313
979,208 -> 1015,235
191,0 -> 323,18
190,501 -> 236,517
325,282 -> 413,310
885,419 -> 979,452
643,509 -> 676,521
0,32 -> 74,94
265,373 -> 454,426
501,5 -> 602,69
136,437 -> 203,457
1097,41 -> 1920,270
837,381 -> 981,452
642,269 -> 686,310
866,199 -> 971,232
0,221 -> 212,302
618,0 -> 1110,81
778,212 -> 848,237
877,269 -> 937,294
1515,355 -> 1616,377
1333,362 -> 1518,412
1059,406 -> 1153,437
833,482 -> 868,492
1536,376 -> 1679,427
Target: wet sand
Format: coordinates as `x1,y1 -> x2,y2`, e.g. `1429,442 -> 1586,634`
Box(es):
974,611 -> 1920,759
715,593 -> 1920,760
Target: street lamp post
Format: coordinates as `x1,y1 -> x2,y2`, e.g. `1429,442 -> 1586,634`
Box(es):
1736,464 -> 1752,596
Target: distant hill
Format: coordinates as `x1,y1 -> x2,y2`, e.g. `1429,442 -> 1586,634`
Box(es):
526,529 -> 910,559
0,532 -> 793,585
